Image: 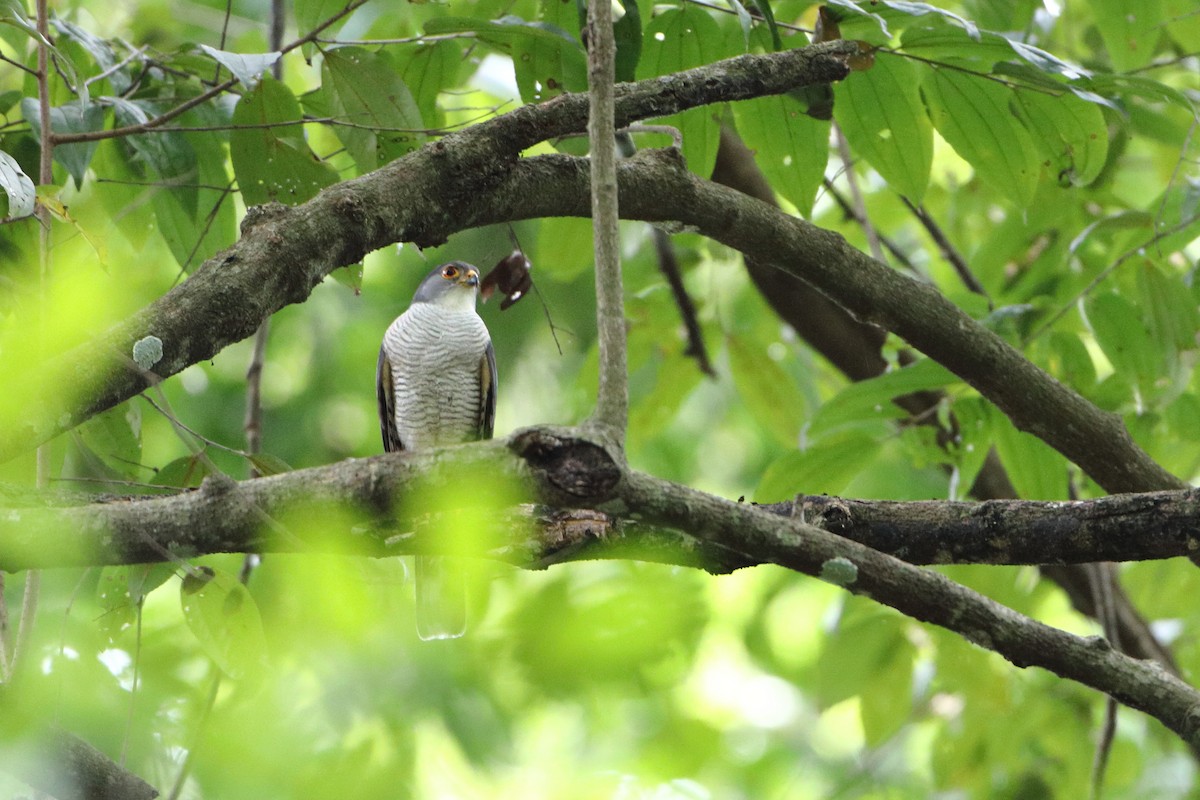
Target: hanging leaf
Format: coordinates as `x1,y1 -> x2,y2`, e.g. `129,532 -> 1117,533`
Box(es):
612,0 -> 642,82
230,77 -> 339,206
1012,88 -> 1108,187
733,91 -> 829,218
727,333 -> 807,447
919,62 -> 1040,206
637,7 -> 724,178
395,39 -> 463,130
1091,0 -> 1164,73
181,567 -> 269,680
425,16 -> 587,103
835,52 -> 932,202
322,47 -> 425,172
21,98 -> 106,188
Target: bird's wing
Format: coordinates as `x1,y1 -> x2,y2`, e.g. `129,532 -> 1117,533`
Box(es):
376,344 -> 405,452
478,340 -> 497,441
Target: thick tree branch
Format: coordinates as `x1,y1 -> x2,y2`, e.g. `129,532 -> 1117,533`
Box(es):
1,40 -> 1174,503
0,40 -> 858,464
3,437 -> 1200,571
4,429 -> 1200,747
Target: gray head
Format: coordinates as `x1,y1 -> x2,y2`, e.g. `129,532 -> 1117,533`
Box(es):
412,262 -> 481,311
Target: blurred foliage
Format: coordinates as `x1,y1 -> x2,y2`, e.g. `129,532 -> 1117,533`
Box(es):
0,0 -> 1199,797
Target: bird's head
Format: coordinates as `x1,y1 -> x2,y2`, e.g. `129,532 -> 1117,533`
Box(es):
412,262 -> 481,311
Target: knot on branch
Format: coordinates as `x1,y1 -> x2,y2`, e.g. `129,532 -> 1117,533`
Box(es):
509,426 -> 622,502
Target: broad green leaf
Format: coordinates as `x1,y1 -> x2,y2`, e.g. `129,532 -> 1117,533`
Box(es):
990,406 -> 1070,499
808,359 -> 957,439
816,604 -> 911,710
180,566 -> 269,680
613,0 -> 643,82
1092,0 -> 1163,72
637,7 -> 724,178
1012,88 -> 1108,187
727,334 -> 806,447
395,39 -> 462,129
151,118 -> 236,271
74,403 -> 142,479
920,63 -> 1039,206
1087,290 -> 1160,398
199,45 -> 280,90
249,452 -> 293,477
153,454 -> 211,488
747,0 -> 781,49
835,52 -> 932,202
733,92 -> 829,217
295,0 -> 352,59
108,97 -> 197,200
322,47 -> 425,173
21,98 -> 106,188
230,77 -> 338,206
0,149 -> 34,220
754,430 -> 881,501
859,629 -> 914,745
425,16 -> 587,103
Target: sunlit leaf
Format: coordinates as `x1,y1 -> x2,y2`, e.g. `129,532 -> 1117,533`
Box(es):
395,39 -> 463,130
808,359 -> 957,439
180,566 -> 269,680
1012,88 -> 1108,187
990,406 -> 1070,499
727,334 -> 806,447
919,62 -> 1040,206
1091,0 -> 1164,72
835,52 -> 932,202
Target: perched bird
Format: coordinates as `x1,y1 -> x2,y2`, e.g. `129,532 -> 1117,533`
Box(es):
377,262 -> 496,640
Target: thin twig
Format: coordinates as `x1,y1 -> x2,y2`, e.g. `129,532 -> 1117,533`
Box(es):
900,196 -> 991,304
652,229 -> 715,377
834,125 -> 885,264
821,178 -> 917,272
52,0 -> 372,145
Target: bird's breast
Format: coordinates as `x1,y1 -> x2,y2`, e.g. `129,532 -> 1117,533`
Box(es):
383,304 -> 491,449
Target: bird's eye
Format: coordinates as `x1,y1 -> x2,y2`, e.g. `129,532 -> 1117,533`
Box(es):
442,265 -> 459,279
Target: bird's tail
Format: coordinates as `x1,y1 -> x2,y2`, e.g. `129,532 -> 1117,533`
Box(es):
415,556 -> 467,640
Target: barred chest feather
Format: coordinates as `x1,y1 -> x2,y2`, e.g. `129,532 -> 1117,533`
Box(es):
382,303 -> 491,450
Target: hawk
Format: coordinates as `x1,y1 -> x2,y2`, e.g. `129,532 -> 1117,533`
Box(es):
377,262 -> 496,640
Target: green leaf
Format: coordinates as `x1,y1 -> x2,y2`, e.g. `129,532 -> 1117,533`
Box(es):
816,603 -> 912,711
180,566 -> 269,680
808,359 -> 957,439
990,407 -> 1069,499
21,98 -> 106,188
295,0 -> 352,59
613,0 -> 643,82
1092,0 -> 1163,72
322,47 -> 425,173
199,45 -> 280,89
395,39 -> 462,130
919,62 -> 1040,206
0,149 -> 34,220
754,430 -> 881,501
835,52 -> 932,202
153,454 -> 211,488
637,7 -> 725,178
230,77 -> 339,206
727,334 -> 806,447
151,120 -> 236,272
75,403 -> 142,479
733,92 -> 829,217
108,97 -> 197,193
746,0 -> 781,50
1012,88 -> 1108,187
249,452 -> 294,476
425,16 -> 587,103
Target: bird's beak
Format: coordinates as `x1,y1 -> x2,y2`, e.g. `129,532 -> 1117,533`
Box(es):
464,269 -> 479,288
